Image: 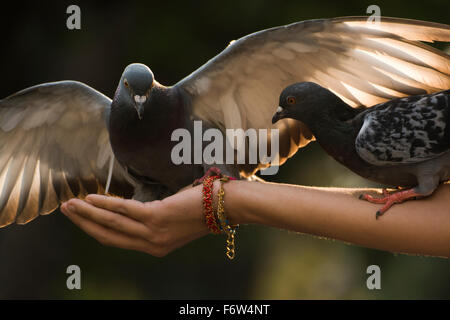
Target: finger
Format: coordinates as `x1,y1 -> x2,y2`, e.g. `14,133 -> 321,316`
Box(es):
74,196 -> 205,249
62,204 -> 155,254
63,199 -> 149,238
84,194 -> 149,220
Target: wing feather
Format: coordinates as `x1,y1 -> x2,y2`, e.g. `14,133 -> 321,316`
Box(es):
177,16 -> 450,175
355,91 -> 450,166
0,81 -> 134,227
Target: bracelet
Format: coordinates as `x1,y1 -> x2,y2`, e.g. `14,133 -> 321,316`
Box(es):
200,168 -> 238,260
216,176 -> 238,260
202,175 -> 221,234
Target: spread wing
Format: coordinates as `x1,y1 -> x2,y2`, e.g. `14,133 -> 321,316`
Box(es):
355,91 -> 450,166
177,16 -> 450,175
0,81 -> 134,227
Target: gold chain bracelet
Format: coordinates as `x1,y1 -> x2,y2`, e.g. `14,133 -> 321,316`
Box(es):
216,176 -> 238,260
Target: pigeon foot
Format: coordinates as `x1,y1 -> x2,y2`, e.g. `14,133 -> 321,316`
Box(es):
359,188 -> 421,219
192,167 -> 222,186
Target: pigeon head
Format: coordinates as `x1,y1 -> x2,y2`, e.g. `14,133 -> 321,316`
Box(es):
272,82 -> 336,124
117,63 -> 155,120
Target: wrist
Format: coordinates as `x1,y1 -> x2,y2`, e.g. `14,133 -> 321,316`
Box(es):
164,184 -> 209,232
215,179 -> 254,225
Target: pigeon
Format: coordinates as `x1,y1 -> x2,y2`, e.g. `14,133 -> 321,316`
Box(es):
272,82 -> 450,218
1,16 -> 450,227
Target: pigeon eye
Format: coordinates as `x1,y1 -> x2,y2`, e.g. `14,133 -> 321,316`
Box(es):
124,79 -> 129,88
287,96 -> 296,105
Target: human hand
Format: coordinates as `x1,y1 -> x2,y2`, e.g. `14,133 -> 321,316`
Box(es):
60,185 -> 209,257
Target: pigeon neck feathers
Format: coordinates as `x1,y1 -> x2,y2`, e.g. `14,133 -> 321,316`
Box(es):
278,83 -> 367,168
111,83 -> 186,129
303,97 -> 364,165
285,88 -> 363,146
109,84 -> 189,157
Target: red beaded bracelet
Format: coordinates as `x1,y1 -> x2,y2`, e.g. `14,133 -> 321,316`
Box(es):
202,175 -> 221,234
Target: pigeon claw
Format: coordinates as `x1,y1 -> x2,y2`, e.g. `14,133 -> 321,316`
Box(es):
359,188 -> 420,219
375,210 -> 384,220
359,192 -> 388,204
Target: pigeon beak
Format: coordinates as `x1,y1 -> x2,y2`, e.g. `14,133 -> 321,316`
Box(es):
272,106 -> 285,124
134,95 -> 147,120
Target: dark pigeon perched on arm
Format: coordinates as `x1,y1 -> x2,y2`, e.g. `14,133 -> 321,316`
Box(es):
1,16 -> 450,227
272,82 -> 449,218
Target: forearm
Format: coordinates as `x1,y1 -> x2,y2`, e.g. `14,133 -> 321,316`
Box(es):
63,178 -> 450,258
223,180 -> 450,258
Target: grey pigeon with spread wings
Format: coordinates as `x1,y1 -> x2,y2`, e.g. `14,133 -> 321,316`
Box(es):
273,82 -> 449,218
1,16 -> 450,227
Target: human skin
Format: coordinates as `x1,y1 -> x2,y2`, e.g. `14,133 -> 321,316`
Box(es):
60,181 -> 450,258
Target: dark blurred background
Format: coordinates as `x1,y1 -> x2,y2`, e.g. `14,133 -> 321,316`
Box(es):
0,0 -> 449,299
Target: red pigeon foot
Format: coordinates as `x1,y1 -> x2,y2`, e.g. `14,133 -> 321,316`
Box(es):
359,188 -> 422,219
192,167 -> 223,186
